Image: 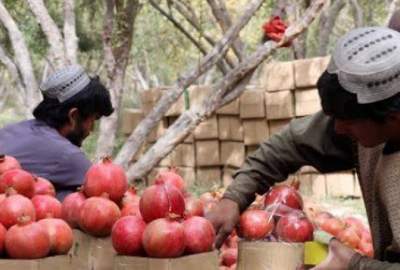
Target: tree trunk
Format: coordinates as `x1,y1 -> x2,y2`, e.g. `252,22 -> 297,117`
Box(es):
63,0 -> 78,65
114,0 -> 266,169
26,0 -> 67,69
95,0 -> 141,159
318,0 -> 346,56
0,1 -> 40,114
125,0 -> 326,180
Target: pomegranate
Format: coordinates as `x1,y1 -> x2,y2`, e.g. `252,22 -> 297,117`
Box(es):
32,195 -> 62,220
221,248 -> 237,267
5,217 -> 50,259
79,196 -> 121,237
361,228 -> 372,243
313,211 -> 334,227
0,169 -> 35,198
154,167 -> 185,193
276,212 -> 314,242
38,218 -> 73,254
338,226 -> 360,249
120,186 -> 140,207
239,209 -> 274,240
358,239 -> 373,257
264,185 -> 303,216
61,191 -> 86,228
0,223 -> 6,255
83,157 -> 128,202
121,202 -> 142,218
183,216 -> 215,254
142,218 -> 185,258
139,182 -> 185,223
34,177 -> 56,196
320,217 -> 345,237
343,217 -> 365,237
0,194 -> 36,228
111,216 -> 146,255
0,154 -> 21,175
185,197 -> 204,218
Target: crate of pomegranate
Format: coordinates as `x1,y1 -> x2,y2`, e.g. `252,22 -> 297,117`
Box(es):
217,180 -> 374,270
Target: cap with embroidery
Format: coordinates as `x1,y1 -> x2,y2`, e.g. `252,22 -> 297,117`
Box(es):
327,26 -> 400,104
40,65 -> 91,103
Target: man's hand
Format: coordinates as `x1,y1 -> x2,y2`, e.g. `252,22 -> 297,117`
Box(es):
205,198 -> 240,249
311,239 -> 357,270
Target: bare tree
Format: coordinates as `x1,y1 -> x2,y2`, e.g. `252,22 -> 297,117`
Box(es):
125,0 -> 327,181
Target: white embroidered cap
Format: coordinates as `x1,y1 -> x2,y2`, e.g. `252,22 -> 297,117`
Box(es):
327,26 -> 400,104
40,65 -> 91,102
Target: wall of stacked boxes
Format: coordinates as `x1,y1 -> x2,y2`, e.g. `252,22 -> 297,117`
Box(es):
121,56 -> 361,199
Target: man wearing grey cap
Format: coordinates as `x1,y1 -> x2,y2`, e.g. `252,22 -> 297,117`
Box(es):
207,27 -> 400,269
0,65 -> 113,200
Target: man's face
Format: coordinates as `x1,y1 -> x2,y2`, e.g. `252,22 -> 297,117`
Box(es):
334,118 -> 388,147
66,115 -> 97,147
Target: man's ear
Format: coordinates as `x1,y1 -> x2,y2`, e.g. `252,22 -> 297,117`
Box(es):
67,108 -> 79,128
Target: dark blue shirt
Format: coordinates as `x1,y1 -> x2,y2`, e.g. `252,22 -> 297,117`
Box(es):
0,119 -> 91,200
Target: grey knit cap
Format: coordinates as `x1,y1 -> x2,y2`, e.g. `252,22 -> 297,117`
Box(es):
327,26 -> 400,104
40,65 -> 91,103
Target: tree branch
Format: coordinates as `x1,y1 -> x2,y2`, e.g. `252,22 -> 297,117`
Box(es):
114,0 -> 266,168
386,0 -> 400,25
26,0 -> 66,68
63,0 -> 78,64
125,0 -> 326,180
348,0 -> 363,27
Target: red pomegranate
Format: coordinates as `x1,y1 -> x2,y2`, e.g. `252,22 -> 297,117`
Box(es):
185,197 -> 204,218
38,218 -> 73,254
276,212 -> 314,242
183,216 -> 215,254
32,195 -> 62,220
120,186 -> 140,207
121,202 -> 142,218
154,167 -> 185,193
5,217 -> 50,259
358,239 -> 373,257
343,217 -> 365,237
320,217 -> 345,237
0,194 -> 36,228
0,154 -> 21,175
361,228 -> 372,243
142,218 -> 185,258
0,169 -> 35,198
139,182 -> 185,223
264,184 -> 303,216
239,209 -> 274,240
79,196 -> 121,237
221,248 -> 237,267
61,191 -> 86,228
0,223 -> 6,255
338,226 -> 361,249
83,157 -> 128,202
111,216 -> 146,255
33,177 -> 56,197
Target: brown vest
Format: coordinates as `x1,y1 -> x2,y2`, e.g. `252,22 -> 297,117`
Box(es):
358,144 -> 400,261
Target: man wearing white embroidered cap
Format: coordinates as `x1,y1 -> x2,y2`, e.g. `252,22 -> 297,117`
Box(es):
0,65 -> 113,200
207,26 -> 400,269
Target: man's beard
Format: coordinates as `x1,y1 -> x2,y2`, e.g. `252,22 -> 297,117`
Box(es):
66,124 -> 86,147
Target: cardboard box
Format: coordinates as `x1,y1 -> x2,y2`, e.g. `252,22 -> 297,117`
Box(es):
243,119 -> 269,145
246,145 -> 259,156
177,167 -> 196,188
217,98 -> 240,115
141,88 -> 163,114
220,142 -> 245,168
195,140 -> 220,166
223,167 -> 237,187
70,229 -> 92,269
326,172 -> 355,197
121,108 -> 143,135
194,115 -> 218,139
294,57 -> 330,88
171,143 -> 195,167
268,119 -> 291,135
295,88 -> 321,116
239,91 -> 266,119
261,61 -> 295,91
113,251 -> 219,270
0,256 -> 72,270
196,167 -> 221,189
88,236 -> 116,270
265,91 -> 294,120
218,116 -> 243,141
237,241 -> 304,270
